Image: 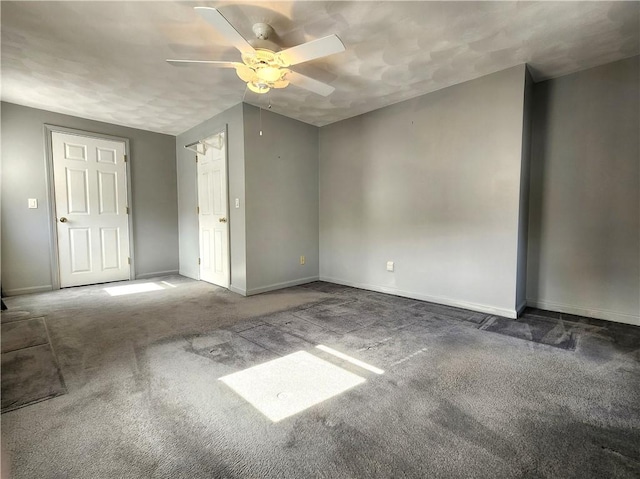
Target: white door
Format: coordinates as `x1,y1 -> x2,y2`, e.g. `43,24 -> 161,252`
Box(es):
52,131 -> 131,287
197,131 -> 229,287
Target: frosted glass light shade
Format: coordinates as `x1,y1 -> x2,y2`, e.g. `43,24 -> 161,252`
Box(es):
256,66 -> 282,82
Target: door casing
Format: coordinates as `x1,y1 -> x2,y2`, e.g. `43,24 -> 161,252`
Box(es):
44,124 -> 135,290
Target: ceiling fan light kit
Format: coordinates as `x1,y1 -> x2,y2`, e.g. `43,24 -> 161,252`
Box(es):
167,7 -> 345,96
239,49 -> 291,94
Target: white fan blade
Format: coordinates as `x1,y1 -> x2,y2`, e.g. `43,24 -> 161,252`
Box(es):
194,7 -> 255,54
286,71 -> 335,96
166,60 -> 239,68
277,35 -> 345,66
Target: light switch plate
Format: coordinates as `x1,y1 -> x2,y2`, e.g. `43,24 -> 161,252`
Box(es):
235,198 -> 240,208
28,198 -> 38,209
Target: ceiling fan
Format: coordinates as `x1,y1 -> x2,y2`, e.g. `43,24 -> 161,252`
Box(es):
167,7 -> 345,96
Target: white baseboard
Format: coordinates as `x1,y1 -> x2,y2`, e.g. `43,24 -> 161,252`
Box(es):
320,276 -> 518,318
247,276 -> 319,296
136,270 -> 179,280
229,285 -> 247,296
3,285 -> 53,297
178,268 -> 198,281
526,299 -> 640,326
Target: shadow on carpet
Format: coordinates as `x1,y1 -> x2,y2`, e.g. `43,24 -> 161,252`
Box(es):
479,315 -> 579,350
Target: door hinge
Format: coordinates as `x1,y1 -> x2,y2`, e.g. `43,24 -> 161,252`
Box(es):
124,154 -> 128,163
195,155 -> 198,163
198,258 -> 201,265
126,206 -> 129,214
127,257 -> 131,265
196,206 -> 200,215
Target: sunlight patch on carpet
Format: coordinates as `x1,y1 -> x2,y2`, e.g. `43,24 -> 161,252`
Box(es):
316,345 -> 385,374
104,283 -> 164,296
219,350 -> 366,422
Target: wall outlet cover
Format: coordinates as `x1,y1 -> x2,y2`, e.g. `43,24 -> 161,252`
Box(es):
386,261 -> 394,272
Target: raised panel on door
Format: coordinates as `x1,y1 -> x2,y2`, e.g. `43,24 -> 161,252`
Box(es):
98,171 -> 118,214
64,143 -> 87,162
212,169 -> 223,215
201,229 -> 212,270
100,227 -> 121,270
66,168 -> 90,214
69,228 -> 92,273
96,147 -> 117,164
214,229 -> 223,273
199,171 -> 212,216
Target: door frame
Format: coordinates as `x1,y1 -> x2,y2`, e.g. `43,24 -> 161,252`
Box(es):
43,124 -> 135,290
195,125 -> 231,287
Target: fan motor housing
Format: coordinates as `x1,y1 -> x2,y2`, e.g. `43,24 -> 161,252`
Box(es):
250,23 -> 280,52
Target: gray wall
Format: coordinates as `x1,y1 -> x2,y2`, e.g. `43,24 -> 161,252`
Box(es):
1,102 -> 178,295
527,56 -> 639,325
175,103 -> 247,293
243,104 -> 319,294
319,65 -> 529,317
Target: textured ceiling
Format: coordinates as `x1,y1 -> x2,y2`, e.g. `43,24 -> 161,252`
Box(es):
2,1 -> 638,135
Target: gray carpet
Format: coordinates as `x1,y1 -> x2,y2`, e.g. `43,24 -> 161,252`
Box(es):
1,276 -> 639,478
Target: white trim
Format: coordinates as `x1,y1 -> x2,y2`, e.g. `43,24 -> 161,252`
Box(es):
246,276 -> 320,296
229,285 -> 247,296
135,270 -> 180,280
43,128 -> 60,290
178,268 -> 198,281
319,276 -> 518,318
223,124 -> 231,289
43,125 -> 135,289
526,299 -> 639,326
3,285 -> 53,296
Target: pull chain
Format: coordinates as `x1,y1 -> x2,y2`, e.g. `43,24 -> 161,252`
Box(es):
259,94 -> 272,137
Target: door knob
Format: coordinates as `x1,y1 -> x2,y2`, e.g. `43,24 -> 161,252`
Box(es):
219,217 -> 227,223
59,217 -> 68,223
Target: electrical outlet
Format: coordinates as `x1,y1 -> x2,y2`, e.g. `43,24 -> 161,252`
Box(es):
386,261 -> 394,272
300,255 -> 305,265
